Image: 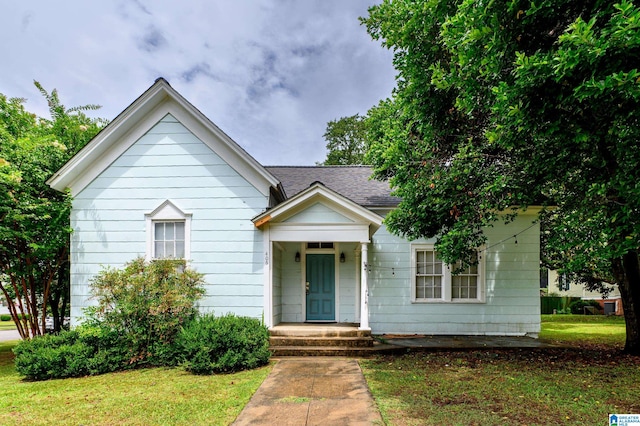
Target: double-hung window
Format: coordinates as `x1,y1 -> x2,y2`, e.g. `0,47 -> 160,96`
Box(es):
154,221 -> 185,258
145,200 -> 191,260
411,244 -> 484,303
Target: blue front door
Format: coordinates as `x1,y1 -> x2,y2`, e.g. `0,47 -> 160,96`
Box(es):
306,254 -> 335,321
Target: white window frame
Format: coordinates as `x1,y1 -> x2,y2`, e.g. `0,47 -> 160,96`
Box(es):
145,200 -> 192,260
411,244 -> 485,303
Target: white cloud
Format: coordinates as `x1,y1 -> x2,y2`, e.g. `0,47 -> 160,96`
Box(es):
0,0 -> 396,165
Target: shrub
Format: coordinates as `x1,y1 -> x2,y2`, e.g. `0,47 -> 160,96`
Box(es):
0,314 -> 11,321
178,313 -> 270,374
13,324 -> 131,380
90,257 -> 205,366
569,299 -> 602,315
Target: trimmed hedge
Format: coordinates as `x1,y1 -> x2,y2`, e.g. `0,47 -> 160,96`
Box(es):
0,313 -> 30,321
13,313 -> 271,380
178,313 -> 271,374
13,325 -> 130,380
568,299 -> 602,314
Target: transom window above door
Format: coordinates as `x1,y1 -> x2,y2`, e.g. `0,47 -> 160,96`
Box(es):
307,242 -> 334,249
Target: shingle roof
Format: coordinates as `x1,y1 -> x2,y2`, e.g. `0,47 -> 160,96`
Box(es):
265,166 -> 400,208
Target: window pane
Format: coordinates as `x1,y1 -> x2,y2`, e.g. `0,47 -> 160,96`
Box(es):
416,277 -> 425,299
433,283 -> 442,299
155,241 -> 164,258
469,285 -> 477,298
175,241 -> 185,258
175,222 -> 185,240
434,259 -> 442,274
165,223 -> 174,240
155,223 -> 164,240
425,261 -> 433,274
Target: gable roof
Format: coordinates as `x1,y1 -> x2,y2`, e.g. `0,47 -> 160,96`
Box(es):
47,78 -> 280,197
266,166 -> 399,208
253,182 -> 383,239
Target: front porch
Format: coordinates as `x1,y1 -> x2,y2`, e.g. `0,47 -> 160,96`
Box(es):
253,182 -> 384,333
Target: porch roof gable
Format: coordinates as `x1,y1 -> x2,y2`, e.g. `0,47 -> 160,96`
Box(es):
252,182 -> 383,235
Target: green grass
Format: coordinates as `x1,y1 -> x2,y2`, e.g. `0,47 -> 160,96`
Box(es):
540,314 -> 626,347
0,321 -> 17,331
0,341 -> 271,425
361,315 -> 639,425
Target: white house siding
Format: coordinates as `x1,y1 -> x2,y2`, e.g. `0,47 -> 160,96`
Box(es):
283,202 -> 355,223
337,242 -> 358,323
368,215 -> 540,336
70,114 -> 268,323
280,242 -> 303,322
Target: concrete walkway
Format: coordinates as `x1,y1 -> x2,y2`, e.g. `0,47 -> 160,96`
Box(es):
233,358 -> 383,426
0,329 -> 21,342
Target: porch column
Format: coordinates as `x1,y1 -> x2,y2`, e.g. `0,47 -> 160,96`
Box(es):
263,227 -> 273,328
359,242 -> 370,330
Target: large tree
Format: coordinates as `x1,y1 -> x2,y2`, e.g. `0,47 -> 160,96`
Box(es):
320,114 -> 368,165
362,0 -> 640,353
0,83 -> 104,338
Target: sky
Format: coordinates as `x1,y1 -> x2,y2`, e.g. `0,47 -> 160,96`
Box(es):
0,1 -> 397,166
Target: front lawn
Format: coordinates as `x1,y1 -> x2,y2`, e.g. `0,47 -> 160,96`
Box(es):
361,315 -> 639,425
0,321 -> 17,331
0,341 -> 271,425
540,314 -> 626,347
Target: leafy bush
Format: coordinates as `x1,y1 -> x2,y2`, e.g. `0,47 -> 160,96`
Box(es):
569,299 -> 602,315
14,257 -> 206,380
89,257 -> 205,366
0,313 -> 29,321
178,313 -> 270,374
13,324 -> 131,380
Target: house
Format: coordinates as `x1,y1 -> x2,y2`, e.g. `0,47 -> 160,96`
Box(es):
48,78 -> 541,337
541,269 -> 623,315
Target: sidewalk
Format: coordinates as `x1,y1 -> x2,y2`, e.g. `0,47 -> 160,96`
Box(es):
233,358 -> 382,426
0,329 -> 21,342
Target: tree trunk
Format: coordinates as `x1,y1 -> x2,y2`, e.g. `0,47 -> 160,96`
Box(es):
612,251 -> 640,355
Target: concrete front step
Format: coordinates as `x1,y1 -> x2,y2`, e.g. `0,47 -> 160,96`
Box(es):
270,342 -> 403,357
270,336 -> 374,348
267,323 -> 398,356
269,327 -> 371,338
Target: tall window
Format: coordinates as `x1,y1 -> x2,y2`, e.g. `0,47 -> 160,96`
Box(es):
415,249 -> 443,299
154,221 -> 185,258
412,244 -> 484,303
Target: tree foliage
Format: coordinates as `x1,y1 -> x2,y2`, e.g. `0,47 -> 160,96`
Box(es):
0,82 -> 105,338
320,114 -> 368,165
362,0 -> 640,353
